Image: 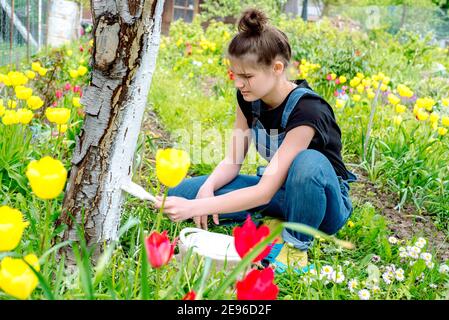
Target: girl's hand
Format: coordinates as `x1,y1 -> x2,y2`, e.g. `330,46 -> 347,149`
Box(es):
195,187 -> 219,230
154,195 -> 200,222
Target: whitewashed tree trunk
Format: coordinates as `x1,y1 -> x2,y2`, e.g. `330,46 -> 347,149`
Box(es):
57,0 -> 165,263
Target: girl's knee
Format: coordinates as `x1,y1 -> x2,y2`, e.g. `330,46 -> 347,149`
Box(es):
167,175 -> 209,199
287,150 -> 329,185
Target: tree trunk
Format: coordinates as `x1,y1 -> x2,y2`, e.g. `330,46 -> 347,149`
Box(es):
56,0 -> 165,264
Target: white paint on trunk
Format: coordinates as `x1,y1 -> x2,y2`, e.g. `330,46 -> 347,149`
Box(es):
100,0 -> 165,242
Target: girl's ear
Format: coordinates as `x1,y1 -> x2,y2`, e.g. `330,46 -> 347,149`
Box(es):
273,60 -> 285,75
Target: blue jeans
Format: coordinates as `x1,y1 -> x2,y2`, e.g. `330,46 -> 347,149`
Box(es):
168,149 -> 354,251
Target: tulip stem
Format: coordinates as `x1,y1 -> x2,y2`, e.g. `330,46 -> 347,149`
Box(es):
154,268 -> 160,299
41,199 -> 52,254
154,188 -> 168,232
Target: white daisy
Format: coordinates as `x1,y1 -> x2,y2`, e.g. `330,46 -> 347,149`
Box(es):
395,268 -> 405,282
320,265 -> 334,276
388,236 -> 398,244
399,247 -> 407,258
420,252 -> 432,262
426,261 -> 435,269
371,285 -> 381,293
429,283 -> 437,289
348,279 -> 358,292
438,264 -> 449,274
382,271 -> 393,284
334,271 -> 345,284
415,237 -> 427,249
358,289 -> 370,300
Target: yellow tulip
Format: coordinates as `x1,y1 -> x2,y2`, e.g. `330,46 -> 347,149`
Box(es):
382,76 -> 390,85
0,254 -> 39,300
38,67 -> 48,76
69,69 -> 79,79
380,83 -> 388,92
416,97 -> 435,111
349,77 -> 361,87
15,86 -> 33,100
66,49 -> 73,56
356,72 -> 364,79
77,66 -> 88,76
388,94 -> 400,106
16,108 -> 34,124
72,97 -> 81,108
395,104 -> 406,113
27,96 -> 44,110
335,99 -> 345,109
429,112 -> 439,123
356,84 -> 364,93
7,71 -> 28,86
26,156 -> 68,200
442,116 -> 449,127
1,110 -> 19,125
156,149 -> 190,188
330,73 -> 336,80
25,70 -> 36,79
397,84 -> 413,98
45,107 -> 71,124
417,109 -> 429,121
442,98 -> 449,107
0,206 -> 29,252
367,90 -> 375,100
89,39 -> 94,46
339,75 -> 347,84
393,115 -> 402,126
438,127 -> 448,136
31,62 -> 41,72
0,104 -> 5,117
352,94 -> 361,102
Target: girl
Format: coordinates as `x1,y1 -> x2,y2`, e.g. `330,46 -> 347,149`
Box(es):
154,8 -> 356,273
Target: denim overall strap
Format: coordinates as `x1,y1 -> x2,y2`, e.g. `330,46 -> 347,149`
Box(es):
280,87 -> 321,130
251,99 -> 261,128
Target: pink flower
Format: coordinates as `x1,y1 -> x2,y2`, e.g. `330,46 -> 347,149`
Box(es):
335,78 -> 340,85
73,85 -> 81,93
64,83 -> 72,91
55,90 -> 63,99
326,74 -> 332,81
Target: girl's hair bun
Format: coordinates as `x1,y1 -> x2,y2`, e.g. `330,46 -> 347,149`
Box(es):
238,8 -> 268,36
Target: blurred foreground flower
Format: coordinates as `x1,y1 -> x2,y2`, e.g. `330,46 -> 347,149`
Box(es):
0,206 -> 29,252
233,215 -> 272,262
0,254 -> 40,300
236,268 -> 278,300
144,230 -> 177,268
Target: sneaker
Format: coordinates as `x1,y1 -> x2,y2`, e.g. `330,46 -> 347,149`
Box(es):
262,218 -> 314,274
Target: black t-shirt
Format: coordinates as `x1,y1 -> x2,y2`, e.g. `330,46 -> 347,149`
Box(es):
237,79 -> 350,180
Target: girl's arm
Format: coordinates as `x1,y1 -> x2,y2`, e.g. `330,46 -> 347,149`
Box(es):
198,104 -> 252,193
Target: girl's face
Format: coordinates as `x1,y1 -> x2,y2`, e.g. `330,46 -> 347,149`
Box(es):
229,56 -> 279,102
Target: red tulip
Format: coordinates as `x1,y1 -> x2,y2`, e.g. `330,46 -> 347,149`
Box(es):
227,70 -> 234,81
52,101 -> 58,107
326,74 -> 332,81
73,85 -> 81,93
55,90 -> 63,99
79,45 -> 84,52
64,83 -> 72,91
182,291 -> 196,300
144,230 -> 177,268
233,215 -> 272,262
236,268 -> 279,300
